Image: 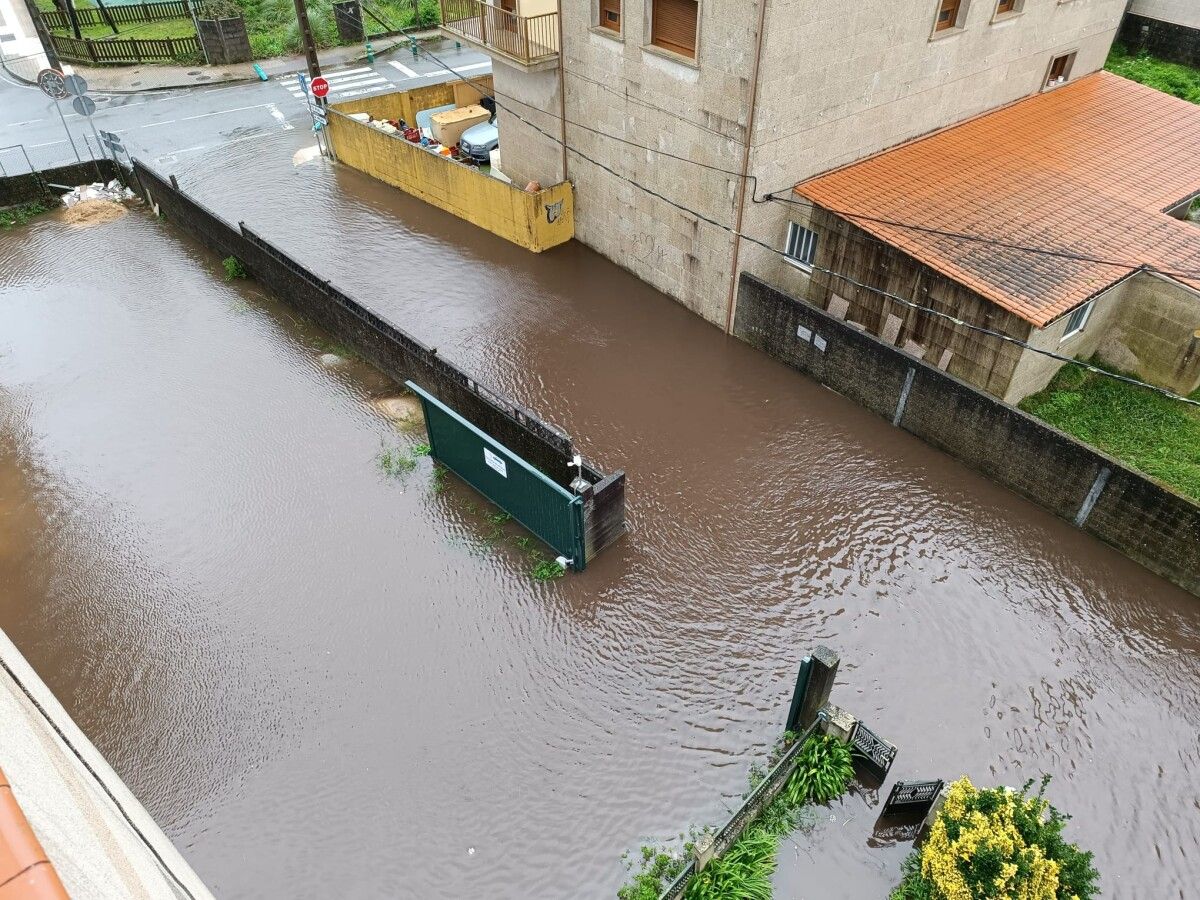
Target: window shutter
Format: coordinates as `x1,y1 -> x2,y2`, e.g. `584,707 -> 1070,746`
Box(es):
652,0 -> 698,58
600,0 -> 620,31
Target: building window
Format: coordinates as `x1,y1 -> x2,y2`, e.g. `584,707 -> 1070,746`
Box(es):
1045,52 -> 1076,88
784,223 -> 818,270
1060,300 -> 1094,341
935,0 -> 963,31
996,0 -> 1016,13
651,0 -> 698,59
600,0 -> 621,32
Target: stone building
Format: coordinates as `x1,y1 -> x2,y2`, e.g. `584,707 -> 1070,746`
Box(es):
440,0 -> 1129,329
1119,0 -> 1200,66
790,72 -> 1200,403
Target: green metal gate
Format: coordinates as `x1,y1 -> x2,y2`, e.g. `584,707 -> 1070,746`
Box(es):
407,382 -> 586,570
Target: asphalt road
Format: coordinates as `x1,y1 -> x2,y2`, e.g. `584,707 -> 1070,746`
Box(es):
0,41 -> 491,174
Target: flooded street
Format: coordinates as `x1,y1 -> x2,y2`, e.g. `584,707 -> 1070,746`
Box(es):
1,133 -> 1197,899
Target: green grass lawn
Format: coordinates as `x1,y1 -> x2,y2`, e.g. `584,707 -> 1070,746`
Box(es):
1106,43 -> 1200,103
1020,361 -> 1200,502
55,19 -> 198,40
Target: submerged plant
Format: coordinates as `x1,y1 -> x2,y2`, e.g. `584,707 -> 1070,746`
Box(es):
619,733 -> 855,900
0,199 -> 51,229
222,255 -> 247,280
530,558 -> 566,581
378,444 -> 418,477
781,733 -> 854,806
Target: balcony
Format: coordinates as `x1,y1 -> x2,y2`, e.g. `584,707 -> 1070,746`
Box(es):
438,0 -> 560,71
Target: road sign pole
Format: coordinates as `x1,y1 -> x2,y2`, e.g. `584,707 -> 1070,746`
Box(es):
53,99 -> 81,163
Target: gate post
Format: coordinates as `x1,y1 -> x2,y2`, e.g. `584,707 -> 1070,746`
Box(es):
785,645 -> 839,733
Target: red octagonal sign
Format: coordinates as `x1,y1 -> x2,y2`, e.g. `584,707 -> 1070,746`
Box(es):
310,76 -> 330,99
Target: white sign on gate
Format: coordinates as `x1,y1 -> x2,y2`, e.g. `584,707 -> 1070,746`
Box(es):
484,447 -> 508,478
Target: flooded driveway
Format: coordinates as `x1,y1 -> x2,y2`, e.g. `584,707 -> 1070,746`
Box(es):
1,136 -> 1196,899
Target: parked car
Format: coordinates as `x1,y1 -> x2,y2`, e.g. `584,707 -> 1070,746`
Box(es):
459,119 -> 498,164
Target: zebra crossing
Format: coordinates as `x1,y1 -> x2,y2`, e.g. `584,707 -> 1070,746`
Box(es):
281,67 -> 392,105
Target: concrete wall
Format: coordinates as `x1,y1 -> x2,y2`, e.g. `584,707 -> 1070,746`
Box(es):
1006,272 -> 1200,402
733,272 -> 1200,598
494,0 -> 1126,328
0,159 -> 121,207
1118,10 -> 1200,66
327,98 -> 574,252
1130,0 -> 1200,30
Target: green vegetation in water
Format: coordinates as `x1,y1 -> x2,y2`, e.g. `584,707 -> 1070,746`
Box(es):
431,462 -> 449,493
891,775 -> 1098,900
1,200 -> 52,229
378,443 -> 421,477
1106,44 -> 1200,103
530,558 -> 565,581
1019,358 -> 1200,501
486,510 -> 512,525
618,733 -> 854,900
222,256 -> 247,281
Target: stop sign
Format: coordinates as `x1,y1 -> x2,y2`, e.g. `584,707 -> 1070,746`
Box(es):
310,76 -> 330,99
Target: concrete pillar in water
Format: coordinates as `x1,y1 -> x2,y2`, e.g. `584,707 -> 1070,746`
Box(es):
786,645 -> 839,732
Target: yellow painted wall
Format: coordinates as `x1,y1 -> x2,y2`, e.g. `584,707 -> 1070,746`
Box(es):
328,87 -> 573,253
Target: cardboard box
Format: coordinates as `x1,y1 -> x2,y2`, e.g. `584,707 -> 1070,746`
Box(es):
431,105 -> 490,147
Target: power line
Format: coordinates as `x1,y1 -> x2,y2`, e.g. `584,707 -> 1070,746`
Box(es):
376,26 -> 1200,408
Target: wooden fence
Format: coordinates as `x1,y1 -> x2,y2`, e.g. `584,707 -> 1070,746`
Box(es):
41,0 -> 207,31
49,31 -> 202,64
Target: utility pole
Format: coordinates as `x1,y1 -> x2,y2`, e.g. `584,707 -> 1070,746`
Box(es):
292,0 -> 323,84
62,0 -> 81,40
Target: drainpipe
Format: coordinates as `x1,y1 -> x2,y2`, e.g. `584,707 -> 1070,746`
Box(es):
723,0 -> 768,334
555,1 -> 568,182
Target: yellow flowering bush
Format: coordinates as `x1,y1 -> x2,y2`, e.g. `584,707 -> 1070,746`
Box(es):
891,775 -> 1098,900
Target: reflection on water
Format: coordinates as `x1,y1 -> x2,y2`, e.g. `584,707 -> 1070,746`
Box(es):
0,138 -> 1196,899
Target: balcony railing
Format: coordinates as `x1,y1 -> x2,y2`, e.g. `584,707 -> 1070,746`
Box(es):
439,0 -> 559,67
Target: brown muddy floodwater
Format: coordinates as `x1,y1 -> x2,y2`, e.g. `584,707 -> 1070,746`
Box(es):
1,134 -> 1198,900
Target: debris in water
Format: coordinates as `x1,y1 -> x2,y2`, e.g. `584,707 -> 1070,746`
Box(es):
292,145 -> 322,167
319,353 -> 345,367
60,180 -> 134,208
373,395 -> 424,425
63,199 -> 127,227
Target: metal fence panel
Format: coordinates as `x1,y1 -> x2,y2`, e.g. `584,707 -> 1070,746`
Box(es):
408,381 -> 585,568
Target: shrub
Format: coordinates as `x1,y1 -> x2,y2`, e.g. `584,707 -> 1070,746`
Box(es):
891,776 -> 1099,900
222,256 -> 247,280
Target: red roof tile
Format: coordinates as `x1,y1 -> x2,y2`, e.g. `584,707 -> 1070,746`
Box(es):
794,72 -> 1200,327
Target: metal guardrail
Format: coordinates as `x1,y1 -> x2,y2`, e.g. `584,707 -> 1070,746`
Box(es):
658,720 -> 821,900
49,32 -> 201,64
438,0 -> 558,65
42,0 -> 207,31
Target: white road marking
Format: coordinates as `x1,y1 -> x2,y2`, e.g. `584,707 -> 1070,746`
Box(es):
389,61 -> 417,77
8,119 -> 45,127
285,74 -> 387,96
30,140 -> 66,148
418,62 -> 492,77
268,103 -> 294,130
180,103 -> 273,121
140,120 -> 177,128
326,83 -> 393,100
155,144 -> 207,162
322,66 -> 372,79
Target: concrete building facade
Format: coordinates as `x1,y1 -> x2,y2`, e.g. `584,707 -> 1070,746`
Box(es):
443,0 -> 1128,328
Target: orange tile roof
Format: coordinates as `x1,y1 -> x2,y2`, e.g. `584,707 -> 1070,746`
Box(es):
794,72 -> 1200,327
